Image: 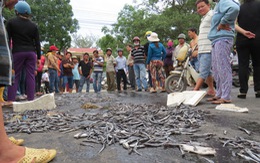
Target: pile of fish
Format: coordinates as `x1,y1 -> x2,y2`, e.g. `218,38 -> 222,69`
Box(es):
72,103 -> 216,155
4,102 -> 260,162
4,110 -> 83,134
219,136 -> 260,162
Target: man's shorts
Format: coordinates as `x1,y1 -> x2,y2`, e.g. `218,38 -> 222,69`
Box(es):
198,53 -> 212,79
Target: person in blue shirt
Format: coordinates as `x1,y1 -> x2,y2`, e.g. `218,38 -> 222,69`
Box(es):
207,0 -> 240,104
146,32 -> 166,93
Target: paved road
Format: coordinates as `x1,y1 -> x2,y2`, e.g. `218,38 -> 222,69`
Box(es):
4,85 -> 260,163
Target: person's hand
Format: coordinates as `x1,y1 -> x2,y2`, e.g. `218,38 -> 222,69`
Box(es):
217,24 -> 231,31
147,64 -> 150,70
4,0 -> 18,10
243,31 -> 256,39
86,75 -> 90,79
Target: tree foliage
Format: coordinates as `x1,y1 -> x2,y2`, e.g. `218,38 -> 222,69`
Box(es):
97,34 -> 119,57
3,0 -> 79,50
98,0 -> 201,49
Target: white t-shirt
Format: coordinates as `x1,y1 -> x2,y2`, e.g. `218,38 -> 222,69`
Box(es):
41,72 -> 49,82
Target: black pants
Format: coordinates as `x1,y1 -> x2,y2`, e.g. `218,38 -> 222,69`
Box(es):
35,71 -> 42,92
44,81 -> 50,93
128,66 -> 135,89
116,70 -> 127,91
236,39 -> 260,93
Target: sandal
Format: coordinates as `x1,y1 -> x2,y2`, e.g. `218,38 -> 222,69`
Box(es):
237,93 -> 246,99
18,147 -> 57,163
206,96 -> 220,101
9,137 -> 24,146
211,99 -> 231,104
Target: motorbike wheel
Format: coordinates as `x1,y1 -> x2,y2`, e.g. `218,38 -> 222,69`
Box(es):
165,74 -> 187,93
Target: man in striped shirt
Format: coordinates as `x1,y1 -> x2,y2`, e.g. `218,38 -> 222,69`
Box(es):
131,36 -> 148,91
193,0 -> 215,96
92,50 -> 104,93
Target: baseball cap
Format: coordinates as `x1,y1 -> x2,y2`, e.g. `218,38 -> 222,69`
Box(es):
49,45 -> 59,51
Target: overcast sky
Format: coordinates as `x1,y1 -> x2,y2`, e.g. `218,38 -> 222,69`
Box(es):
70,0 -> 134,37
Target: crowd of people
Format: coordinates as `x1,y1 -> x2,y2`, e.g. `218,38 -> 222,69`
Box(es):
0,0 -> 260,162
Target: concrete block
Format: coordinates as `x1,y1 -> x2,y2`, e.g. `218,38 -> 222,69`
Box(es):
13,93 -> 56,112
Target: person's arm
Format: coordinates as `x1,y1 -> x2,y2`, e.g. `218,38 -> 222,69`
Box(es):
146,45 -> 152,65
235,23 -> 256,39
93,57 -> 104,67
88,66 -> 93,79
162,45 -> 167,61
78,62 -> 82,75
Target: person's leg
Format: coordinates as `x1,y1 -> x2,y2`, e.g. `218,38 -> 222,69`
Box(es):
134,64 -> 141,90
205,75 -> 215,94
157,64 -> 165,90
128,66 -> 135,89
216,39 -> 233,100
44,81 -> 50,93
8,52 -> 25,101
122,71 -> 128,90
0,105 -> 25,163
48,69 -> 55,93
237,42 -> 250,95
19,68 -> 26,96
148,69 -> 153,88
75,80 -> 80,92
106,72 -> 111,91
140,64 -> 148,90
93,72 -> 98,93
194,53 -> 215,95
150,62 -> 157,90
85,78 -> 90,92
55,74 -> 60,93
116,71 -> 121,91
250,40 -> 260,95
97,72 -> 103,92
62,76 -> 68,93
86,78 -> 90,92
211,43 -> 221,99
68,76 -> 73,93
110,72 -> 116,91
35,71 -> 42,94
78,75 -> 85,93
25,52 -> 36,101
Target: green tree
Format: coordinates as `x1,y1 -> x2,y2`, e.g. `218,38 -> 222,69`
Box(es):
3,0 -> 79,50
99,0 -> 201,45
97,34 -> 118,57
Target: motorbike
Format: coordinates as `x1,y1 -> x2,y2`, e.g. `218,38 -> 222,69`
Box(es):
165,52 -> 199,93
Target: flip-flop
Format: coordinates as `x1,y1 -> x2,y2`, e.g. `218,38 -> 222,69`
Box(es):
9,137 -> 24,146
17,147 -> 57,163
211,99 -> 231,104
206,96 -> 220,101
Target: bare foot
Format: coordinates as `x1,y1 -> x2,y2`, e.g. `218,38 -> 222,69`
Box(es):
207,89 -> 216,96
